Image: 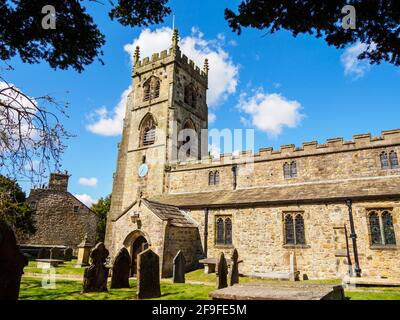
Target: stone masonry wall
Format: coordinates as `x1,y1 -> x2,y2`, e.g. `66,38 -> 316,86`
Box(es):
23,190 -> 97,249
188,199 -> 400,279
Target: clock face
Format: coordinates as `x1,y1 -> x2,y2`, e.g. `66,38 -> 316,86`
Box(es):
138,163 -> 148,177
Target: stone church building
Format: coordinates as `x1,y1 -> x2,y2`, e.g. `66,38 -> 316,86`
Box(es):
21,172 -> 97,252
105,30 -> 400,279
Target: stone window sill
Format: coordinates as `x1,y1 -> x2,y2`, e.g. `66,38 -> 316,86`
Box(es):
283,244 -> 310,249
215,244 -> 234,249
370,245 -> 398,250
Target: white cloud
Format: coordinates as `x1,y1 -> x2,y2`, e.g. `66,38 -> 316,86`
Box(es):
208,143 -> 220,158
124,27 -> 239,107
208,113 -> 216,124
341,42 -> 376,79
238,90 -> 304,137
78,177 -> 98,187
74,194 -> 97,207
86,87 -> 131,136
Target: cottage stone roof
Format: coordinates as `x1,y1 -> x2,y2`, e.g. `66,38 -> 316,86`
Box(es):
142,199 -> 198,228
149,176 -> 400,209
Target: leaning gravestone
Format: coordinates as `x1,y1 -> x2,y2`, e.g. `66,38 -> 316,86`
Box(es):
64,247 -> 73,261
230,248 -> 239,286
82,242 -> 110,293
137,248 -> 161,299
173,250 -> 186,283
216,252 -> 228,289
0,220 -> 28,300
111,247 -> 131,289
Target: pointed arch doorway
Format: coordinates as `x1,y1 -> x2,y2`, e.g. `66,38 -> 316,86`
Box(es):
130,236 -> 148,276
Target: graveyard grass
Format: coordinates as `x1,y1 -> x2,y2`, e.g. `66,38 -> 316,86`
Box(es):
20,261 -> 400,300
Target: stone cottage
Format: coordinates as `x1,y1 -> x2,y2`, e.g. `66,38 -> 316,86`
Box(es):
21,172 -> 97,253
105,30 -> 400,280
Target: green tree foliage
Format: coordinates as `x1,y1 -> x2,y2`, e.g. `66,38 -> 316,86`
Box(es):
0,0 -> 171,72
91,195 -> 110,243
225,0 -> 400,66
0,175 -> 36,237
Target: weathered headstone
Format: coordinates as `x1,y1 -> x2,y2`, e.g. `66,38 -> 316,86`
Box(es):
82,242 -> 110,293
76,234 -> 92,267
137,248 -> 161,299
64,247 -> 73,261
0,220 -> 28,300
37,247 -> 50,259
173,250 -> 186,283
289,252 -> 300,281
230,248 -> 239,286
110,247 -> 131,289
50,247 -> 63,260
216,252 -> 228,289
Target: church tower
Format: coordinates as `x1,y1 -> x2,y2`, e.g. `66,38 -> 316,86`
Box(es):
105,30 -> 209,248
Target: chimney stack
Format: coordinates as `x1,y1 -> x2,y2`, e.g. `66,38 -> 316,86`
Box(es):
48,172 -> 70,192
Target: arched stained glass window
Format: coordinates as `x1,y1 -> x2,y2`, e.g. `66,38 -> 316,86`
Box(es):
225,218 -> 232,245
380,152 -> 390,169
295,214 -> 305,245
216,218 -> 225,245
208,172 -> 214,185
389,151 -> 399,169
214,171 -> 220,185
285,214 -> 295,245
369,212 -> 382,245
382,211 -> 396,245
283,162 -> 291,179
290,161 -> 297,178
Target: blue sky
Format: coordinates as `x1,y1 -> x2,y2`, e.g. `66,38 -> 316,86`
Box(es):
4,0 -> 400,205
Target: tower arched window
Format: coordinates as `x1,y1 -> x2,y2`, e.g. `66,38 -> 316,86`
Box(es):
184,83 -> 197,107
290,161 -> 297,178
181,120 -> 196,157
140,114 -> 156,147
208,171 -> 214,186
143,76 -> 160,102
283,162 -> 291,179
214,171 -> 220,185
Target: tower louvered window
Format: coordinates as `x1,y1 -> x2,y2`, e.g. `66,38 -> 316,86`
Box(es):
143,76 -> 160,101
284,161 -> 297,179
140,114 -> 156,147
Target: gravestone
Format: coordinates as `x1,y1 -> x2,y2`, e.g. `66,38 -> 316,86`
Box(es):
110,247 -> 131,289
216,252 -> 228,289
50,247 -> 63,260
230,248 -> 239,286
0,220 -> 28,300
172,250 -> 186,283
37,247 -> 50,259
64,247 -> 73,261
82,242 -> 110,293
137,249 -> 161,299
76,234 -> 92,267
289,252 -> 300,281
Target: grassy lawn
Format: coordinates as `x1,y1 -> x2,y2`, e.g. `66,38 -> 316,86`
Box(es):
25,259 -> 85,276
20,264 -> 400,300
20,277 -> 214,300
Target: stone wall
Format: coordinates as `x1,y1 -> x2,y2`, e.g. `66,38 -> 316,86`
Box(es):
23,189 -> 97,250
162,225 -> 203,277
188,199 -> 400,279
167,130 -> 400,194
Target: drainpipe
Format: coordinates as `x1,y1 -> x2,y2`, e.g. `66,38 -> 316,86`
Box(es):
204,208 -> 209,258
346,199 -> 361,277
232,165 -> 238,190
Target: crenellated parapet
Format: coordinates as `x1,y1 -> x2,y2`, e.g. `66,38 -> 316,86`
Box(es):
132,29 -> 208,86
169,129 -> 400,170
